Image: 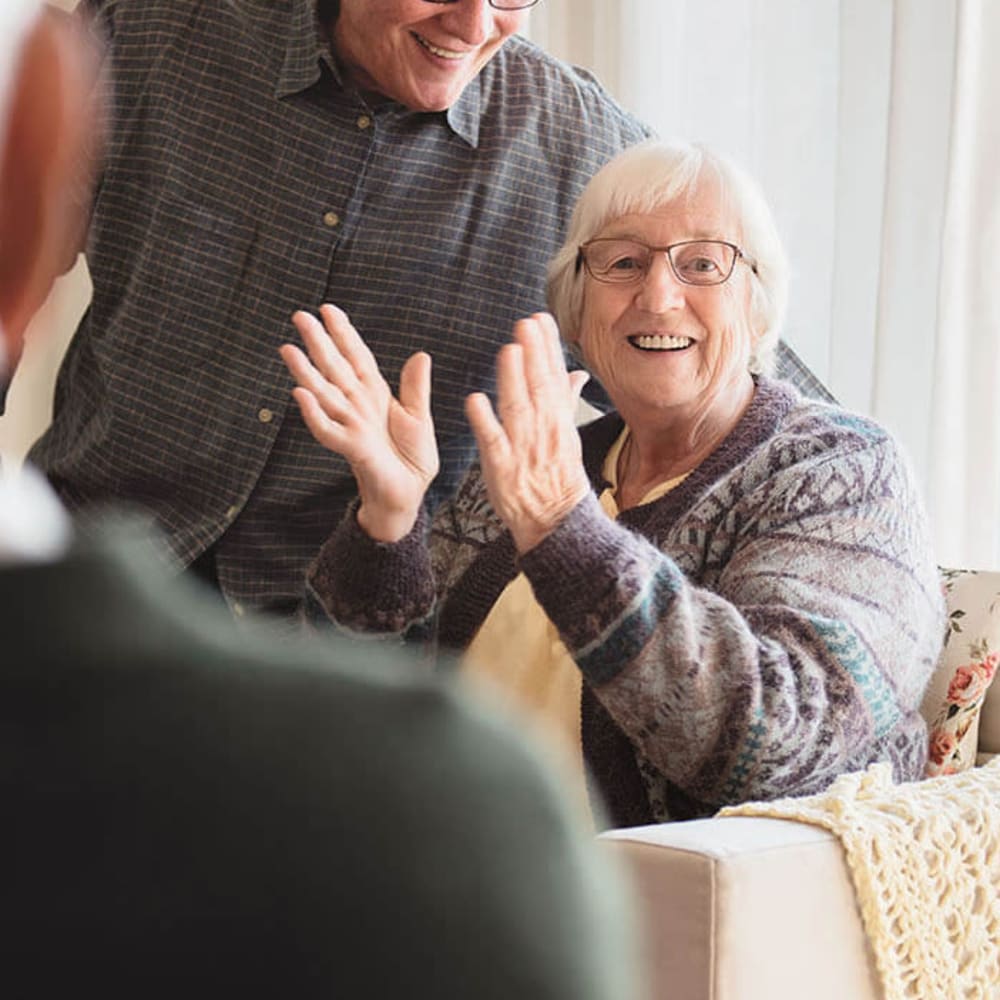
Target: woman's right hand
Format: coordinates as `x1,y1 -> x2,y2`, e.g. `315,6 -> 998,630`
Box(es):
280,304 -> 439,543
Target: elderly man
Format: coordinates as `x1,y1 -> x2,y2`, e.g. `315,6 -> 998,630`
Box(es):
0,5 -> 639,994
19,0 -> 650,621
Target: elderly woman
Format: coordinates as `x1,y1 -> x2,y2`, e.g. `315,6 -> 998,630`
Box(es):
280,140 -> 944,827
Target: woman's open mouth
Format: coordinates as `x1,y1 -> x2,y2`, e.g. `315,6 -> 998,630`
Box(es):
629,334 -> 693,352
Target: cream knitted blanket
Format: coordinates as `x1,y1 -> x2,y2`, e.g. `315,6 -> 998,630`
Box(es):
720,760 -> 1000,1000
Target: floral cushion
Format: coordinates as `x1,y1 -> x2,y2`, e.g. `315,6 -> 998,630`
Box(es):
921,569 -> 1000,776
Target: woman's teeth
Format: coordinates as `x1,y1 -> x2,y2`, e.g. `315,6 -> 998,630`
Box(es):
631,334 -> 693,351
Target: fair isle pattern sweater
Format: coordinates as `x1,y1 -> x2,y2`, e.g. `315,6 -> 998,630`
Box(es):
308,378 -> 946,827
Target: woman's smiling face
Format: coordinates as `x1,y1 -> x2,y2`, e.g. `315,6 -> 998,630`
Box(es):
571,185 -> 760,428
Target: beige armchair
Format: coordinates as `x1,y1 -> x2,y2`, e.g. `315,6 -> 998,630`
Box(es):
601,568 -> 1000,1000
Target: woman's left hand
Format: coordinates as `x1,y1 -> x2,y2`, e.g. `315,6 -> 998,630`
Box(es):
466,313 -> 591,554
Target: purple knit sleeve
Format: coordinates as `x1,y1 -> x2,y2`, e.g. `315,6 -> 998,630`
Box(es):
306,501 -> 437,636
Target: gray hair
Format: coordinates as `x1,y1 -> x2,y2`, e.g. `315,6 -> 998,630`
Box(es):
546,139 -> 789,375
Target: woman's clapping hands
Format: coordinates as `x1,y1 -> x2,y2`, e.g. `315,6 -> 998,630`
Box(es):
282,307 -> 589,552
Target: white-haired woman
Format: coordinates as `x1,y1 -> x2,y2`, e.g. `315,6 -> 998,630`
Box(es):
281,140 -> 944,827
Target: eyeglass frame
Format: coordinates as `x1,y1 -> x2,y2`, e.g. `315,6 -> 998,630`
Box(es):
575,237 -> 758,287
422,0 -> 541,11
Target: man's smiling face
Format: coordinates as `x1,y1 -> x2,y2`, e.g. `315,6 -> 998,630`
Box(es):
331,0 -> 529,112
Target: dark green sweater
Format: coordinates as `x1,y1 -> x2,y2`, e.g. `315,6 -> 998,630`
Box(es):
1,520 -> 636,998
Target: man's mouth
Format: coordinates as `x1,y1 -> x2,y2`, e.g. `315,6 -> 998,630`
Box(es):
629,334 -> 694,352
413,33 -> 467,61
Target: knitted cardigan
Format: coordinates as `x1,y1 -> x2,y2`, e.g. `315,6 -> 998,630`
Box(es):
308,378 -> 945,828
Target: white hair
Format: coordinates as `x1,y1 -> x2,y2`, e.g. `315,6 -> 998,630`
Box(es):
546,139 -> 789,375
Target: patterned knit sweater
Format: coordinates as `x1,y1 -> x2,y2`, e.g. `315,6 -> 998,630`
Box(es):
308,378 -> 945,827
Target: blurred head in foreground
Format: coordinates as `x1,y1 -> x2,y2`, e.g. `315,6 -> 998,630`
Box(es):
0,0 -> 99,375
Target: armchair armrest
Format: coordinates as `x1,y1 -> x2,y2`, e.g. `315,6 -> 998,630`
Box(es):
599,817 -> 882,1000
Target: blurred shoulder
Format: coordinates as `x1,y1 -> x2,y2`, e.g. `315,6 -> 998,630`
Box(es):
81,519 -> 581,818
20,521 -> 636,999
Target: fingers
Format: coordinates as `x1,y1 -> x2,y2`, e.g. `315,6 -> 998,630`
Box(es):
469,311 -> 578,483
288,305 -> 386,398
466,391 -> 514,500
466,391 -> 508,460
510,312 -> 575,403
492,313 -> 581,448
289,385 -> 353,457
466,316 -> 589,555
517,311 -> 566,379
398,351 -> 432,421
317,303 -> 383,385
540,312 -> 567,374
289,309 -> 359,399
281,311 -> 379,462
494,341 -> 531,429
514,317 -> 551,401
280,340 -> 323,394
279,340 -> 352,420
568,369 -> 591,405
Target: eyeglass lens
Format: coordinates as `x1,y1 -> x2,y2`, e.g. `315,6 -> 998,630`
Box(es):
584,239 -> 737,285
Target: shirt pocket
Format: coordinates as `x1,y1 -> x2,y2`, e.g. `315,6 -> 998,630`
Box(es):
88,180 -> 261,373
144,190 -> 259,312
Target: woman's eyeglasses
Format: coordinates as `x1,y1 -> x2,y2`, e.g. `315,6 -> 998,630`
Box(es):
576,238 -> 757,286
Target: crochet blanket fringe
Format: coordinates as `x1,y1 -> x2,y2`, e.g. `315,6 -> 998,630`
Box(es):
720,760 -> 1000,999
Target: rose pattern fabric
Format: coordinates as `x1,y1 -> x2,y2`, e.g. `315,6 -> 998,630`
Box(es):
925,569 -> 1000,776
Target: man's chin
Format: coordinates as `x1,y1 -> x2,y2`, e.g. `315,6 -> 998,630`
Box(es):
402,90 -> 463,113
392,71 -> 473,113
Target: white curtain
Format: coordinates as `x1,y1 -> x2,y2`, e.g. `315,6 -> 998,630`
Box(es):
926,0 -> 1000,568
528,0 -> 999,570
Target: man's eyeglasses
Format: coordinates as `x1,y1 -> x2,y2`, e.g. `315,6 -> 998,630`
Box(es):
423,0 -> 541,10
576,238 -> 758,287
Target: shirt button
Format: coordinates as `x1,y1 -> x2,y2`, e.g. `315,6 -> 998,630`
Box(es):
323,211 -> 340,228
225,504 -> 239,520
233,601 -> 245,618
356,114 -> 372,130
258,407 -> 274,424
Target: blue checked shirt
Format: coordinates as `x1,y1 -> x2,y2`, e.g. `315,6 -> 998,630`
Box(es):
30,0 -> 651,616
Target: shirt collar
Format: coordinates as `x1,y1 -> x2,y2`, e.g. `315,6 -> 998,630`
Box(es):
444,78 -> 481,148
599,427 -> 691,509
601,427 -> 630,492
275,0 -> 482,148
276,0 -> 333,99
